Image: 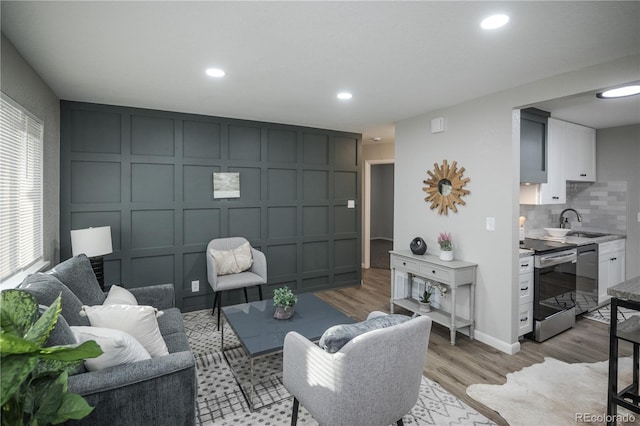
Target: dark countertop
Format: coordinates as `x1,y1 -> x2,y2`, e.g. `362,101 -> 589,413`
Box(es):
608,276 -> 640,302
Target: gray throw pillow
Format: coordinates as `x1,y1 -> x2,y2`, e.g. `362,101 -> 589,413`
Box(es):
19,273 -> 90,326
319,314 -> 411,353
48,254 -> 105,306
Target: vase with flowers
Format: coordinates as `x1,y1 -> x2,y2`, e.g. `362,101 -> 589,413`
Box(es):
438,232 -> 453,261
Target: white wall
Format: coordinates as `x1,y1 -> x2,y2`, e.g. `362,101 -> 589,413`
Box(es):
597,124 -> 640,280
1,33 -> 60,265
395,55 -> 640,353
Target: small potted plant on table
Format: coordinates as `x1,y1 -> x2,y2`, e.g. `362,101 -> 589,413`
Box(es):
419,288 -> 431,312
273,286 -> 298,320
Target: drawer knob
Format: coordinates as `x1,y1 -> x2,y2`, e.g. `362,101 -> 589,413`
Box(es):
432,270 -> 436,274
403,262 -> 406,266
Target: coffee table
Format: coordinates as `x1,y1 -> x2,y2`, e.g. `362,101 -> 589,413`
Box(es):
221,292 -> 354,410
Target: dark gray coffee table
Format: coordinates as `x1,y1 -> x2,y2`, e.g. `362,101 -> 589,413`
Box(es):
221,292 -> 354,410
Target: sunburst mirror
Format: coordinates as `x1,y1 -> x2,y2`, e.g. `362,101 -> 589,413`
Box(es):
422,160 -> 470,215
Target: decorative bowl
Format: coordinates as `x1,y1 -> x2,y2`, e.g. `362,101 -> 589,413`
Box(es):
544,228 -> 571,238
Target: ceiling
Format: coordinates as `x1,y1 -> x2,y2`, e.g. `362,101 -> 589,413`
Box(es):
2,1 -> 639,143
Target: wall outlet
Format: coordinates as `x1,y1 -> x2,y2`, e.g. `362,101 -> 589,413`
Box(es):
486,217 -> 496,231
191,280 -> 199,292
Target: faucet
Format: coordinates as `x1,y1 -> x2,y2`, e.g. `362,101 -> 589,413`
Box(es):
559,208 -> 582,229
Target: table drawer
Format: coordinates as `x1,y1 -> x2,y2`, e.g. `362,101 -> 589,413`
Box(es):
419,264 -> 452,284
391,257 -> 420,274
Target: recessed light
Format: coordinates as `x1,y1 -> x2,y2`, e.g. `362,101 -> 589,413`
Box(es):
596,85 -> 640,99
206,68 -> 226,78
481,14 -> 509,30
337,92 -> 353,100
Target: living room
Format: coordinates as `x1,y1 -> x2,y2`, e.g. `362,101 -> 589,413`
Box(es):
2,2 -> 640,425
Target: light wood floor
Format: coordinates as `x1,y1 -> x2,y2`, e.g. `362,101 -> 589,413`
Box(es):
316,268 -> 633,425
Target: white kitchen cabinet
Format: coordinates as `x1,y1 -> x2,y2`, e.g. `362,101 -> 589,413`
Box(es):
564,121 -> 596,182
519,118 -> 566,205
598,239 -> 626,304
518,256 -> 534,336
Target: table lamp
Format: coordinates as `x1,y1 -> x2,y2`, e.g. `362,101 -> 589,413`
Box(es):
70,226 -> 113,289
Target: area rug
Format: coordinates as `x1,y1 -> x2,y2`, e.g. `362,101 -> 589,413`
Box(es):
183,309 -> 495,425
583,302 -> 640,324
466,357 -> 638,426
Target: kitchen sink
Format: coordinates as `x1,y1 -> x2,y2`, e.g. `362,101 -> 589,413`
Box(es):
566,231 -> 608,238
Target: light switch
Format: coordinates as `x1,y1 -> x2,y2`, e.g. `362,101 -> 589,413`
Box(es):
191,280 -> 199,292
486,217 -> 496,231
347,200 -> 355,209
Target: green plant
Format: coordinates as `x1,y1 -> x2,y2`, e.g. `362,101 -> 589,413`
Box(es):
272,286 -> 297,307
1,290 -> 103,426
419,289 -> 431,303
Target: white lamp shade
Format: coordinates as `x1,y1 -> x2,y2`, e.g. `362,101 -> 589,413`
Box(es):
71,226 -> 113,257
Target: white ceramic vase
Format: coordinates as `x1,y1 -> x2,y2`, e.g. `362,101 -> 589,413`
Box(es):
419,301 -> 431,312
439,250 -> 453,261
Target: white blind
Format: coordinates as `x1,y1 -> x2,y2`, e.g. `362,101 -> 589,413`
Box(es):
0,93 -> 44,282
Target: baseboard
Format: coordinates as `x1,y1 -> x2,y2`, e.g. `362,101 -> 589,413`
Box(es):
473,329 -> 521,355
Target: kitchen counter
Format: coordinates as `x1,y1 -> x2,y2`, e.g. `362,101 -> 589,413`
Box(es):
608,276 -> 640,302
519,248 -> 534,257
527,233 -> 625,247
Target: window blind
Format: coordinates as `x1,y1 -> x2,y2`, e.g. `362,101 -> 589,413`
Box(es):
0,93 -> 44,283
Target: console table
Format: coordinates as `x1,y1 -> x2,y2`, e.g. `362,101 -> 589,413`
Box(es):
390,250 -> 477,345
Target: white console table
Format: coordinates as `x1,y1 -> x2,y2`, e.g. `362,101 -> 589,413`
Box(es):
390,250 -> 477,345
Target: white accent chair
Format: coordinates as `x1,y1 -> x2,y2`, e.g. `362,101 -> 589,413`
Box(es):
283,312 -> 432,426
206,237 -> 267,330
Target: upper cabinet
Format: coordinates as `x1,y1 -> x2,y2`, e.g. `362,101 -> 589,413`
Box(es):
520,108 -> 550,184
520,117 -> 596,205
563,121 -> 596,182
520,117 -> 566,205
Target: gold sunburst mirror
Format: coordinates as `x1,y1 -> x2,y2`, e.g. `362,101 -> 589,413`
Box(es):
422,160 -> 470,215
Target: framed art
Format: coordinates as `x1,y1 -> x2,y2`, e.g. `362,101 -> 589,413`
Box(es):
213,172 -> 240,198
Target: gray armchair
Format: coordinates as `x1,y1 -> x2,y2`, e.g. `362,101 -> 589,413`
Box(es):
206,237 -> 267,330
283,312 -> 432,426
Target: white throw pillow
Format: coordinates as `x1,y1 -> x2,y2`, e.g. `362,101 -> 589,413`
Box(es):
70,326 -> 151,371
104,285 -> 138,306
209,241 -> 254,275
79,304 -> 169,357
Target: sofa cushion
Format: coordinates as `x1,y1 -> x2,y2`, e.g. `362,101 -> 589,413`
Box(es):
209,241 -> 253,275
71,326 -> 151,371
48,254 -> 105,306
80,304 -> 169,358
319,314 -> 411,354
19,273 -> 90,326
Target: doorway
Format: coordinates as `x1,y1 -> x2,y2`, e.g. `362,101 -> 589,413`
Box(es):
364,160 -> 394,269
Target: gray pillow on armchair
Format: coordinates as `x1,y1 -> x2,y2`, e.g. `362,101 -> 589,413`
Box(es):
319,314 -> 411,353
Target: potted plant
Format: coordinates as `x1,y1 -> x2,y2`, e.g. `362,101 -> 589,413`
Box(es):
419,288 -> 431,312
438,232 -> 453,261
273,286 -> 298,320
0,290 -> 103,425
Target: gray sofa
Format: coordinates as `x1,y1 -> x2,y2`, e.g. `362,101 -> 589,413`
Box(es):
16,254 -> 197,426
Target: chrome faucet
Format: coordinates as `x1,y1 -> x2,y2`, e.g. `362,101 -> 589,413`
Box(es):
559,208 -> 582,229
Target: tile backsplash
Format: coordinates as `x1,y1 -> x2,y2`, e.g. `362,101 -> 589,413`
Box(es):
520,181 -> 627,237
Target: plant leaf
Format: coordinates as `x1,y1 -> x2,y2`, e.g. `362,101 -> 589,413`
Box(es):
30,373 -> 65,426
0,331 -> 39,355
0,290 -> 39,337
24,294 -> 62,345
50,392 -> 94,424
39,341 -> 103,361
0,354 -> 38,407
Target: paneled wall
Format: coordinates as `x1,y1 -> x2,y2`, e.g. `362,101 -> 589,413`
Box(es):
60,101 -> 361,311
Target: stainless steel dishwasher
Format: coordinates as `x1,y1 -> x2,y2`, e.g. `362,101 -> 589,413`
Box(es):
573,243 -> 599,314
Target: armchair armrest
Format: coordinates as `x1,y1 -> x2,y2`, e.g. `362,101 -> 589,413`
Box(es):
128,283 -> 175,309
250,248 -> 267,282
283,332 -> 340,410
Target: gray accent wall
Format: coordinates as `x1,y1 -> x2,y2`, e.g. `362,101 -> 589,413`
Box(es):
60,101 -> 361,311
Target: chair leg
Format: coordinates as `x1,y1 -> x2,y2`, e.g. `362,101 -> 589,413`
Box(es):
397,419 -> 404,426
217,292 -> 223,331
243,287 -> 249,303
258,284 -> 263,301
211,292 -> 219,316
291,397 -> 299,426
